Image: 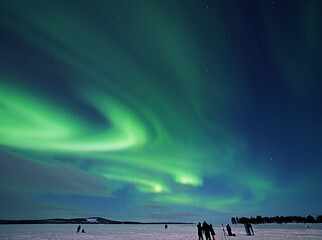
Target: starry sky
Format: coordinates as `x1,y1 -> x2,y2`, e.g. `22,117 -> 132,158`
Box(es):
0,0 -> 321,222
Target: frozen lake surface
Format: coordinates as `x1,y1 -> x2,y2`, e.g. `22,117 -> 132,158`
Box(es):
0,223 -> 321,240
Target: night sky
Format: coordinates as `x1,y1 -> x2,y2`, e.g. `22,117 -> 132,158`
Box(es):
0,0 -> 321,222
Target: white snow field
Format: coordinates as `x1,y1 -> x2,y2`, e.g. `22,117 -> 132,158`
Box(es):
0,223 -> 321,240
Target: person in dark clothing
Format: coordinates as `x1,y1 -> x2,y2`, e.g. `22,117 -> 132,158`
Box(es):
202,221 -> 211,240
244,223 -> 254,236
226,224 -> 236,236
226,224 -> 232,235
197,222 -> 203,240
209,224 -> 216,240
244,223 -> 250,235
249,223 -> 254,235
76,225 -> 81,233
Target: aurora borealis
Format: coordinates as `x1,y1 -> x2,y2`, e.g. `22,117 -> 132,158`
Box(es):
0,0 -> 321,222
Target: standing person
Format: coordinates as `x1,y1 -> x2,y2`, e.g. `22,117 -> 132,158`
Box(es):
249,223 -> 254,235
197,222 -> 203,240
202,221 -> 211,240
244,223 -> 254,236
76,225 -> 81,233
244,223 -> 250,235
209,224 -> 216,240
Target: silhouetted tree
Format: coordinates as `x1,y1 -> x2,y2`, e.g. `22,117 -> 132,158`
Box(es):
306,215 -> 316,223
256,215 -> 264,224
231,215 -> 320,224
316,216 -> 322,223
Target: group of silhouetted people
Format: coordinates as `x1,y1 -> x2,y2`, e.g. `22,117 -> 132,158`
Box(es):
197,222 -> 254,239
76,225 -> 85,234
197,221 -> 216,240
75,221 -> 253,237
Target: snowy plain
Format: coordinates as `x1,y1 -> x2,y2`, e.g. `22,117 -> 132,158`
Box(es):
0,223 -> 321,240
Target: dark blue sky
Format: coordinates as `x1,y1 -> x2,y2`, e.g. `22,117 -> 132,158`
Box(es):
0,0 -> 321,222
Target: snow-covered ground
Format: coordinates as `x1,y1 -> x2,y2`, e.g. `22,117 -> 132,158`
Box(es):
0,223 -> 321,240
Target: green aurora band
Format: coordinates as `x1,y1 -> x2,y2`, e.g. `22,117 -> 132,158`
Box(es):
1,0 -> 320,221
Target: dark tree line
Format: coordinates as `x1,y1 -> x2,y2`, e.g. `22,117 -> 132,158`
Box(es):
231,215 -> 322,224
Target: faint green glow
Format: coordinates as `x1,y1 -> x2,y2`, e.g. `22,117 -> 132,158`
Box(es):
174,174 -> 202,186
245,175 -> 275,199
154,193 -> 240,212
101,166 -> 169,194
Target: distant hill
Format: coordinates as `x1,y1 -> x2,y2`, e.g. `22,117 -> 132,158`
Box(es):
0,217 -> 192,225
